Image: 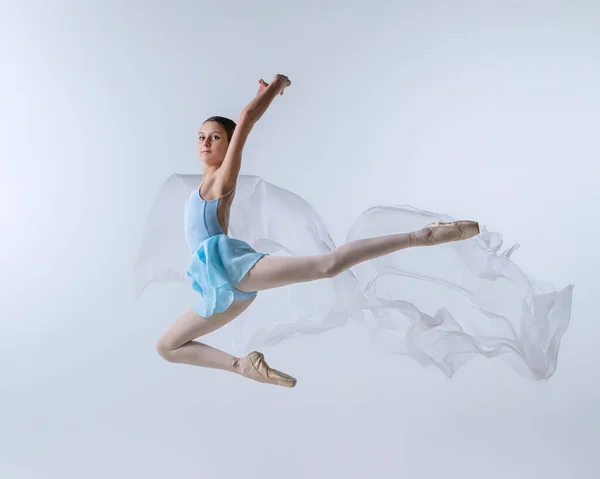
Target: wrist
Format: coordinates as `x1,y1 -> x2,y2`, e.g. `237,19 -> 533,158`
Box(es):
265,81 -> 281,94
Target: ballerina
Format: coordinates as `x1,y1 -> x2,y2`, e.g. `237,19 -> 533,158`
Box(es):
154,74 -> 480,387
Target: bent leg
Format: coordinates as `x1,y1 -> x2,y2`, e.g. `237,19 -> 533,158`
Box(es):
156,298 -> 254,372
156,298 -> 296,387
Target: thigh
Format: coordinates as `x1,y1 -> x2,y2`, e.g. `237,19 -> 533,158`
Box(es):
234,253 -> 331,293
158,298 -> 254,351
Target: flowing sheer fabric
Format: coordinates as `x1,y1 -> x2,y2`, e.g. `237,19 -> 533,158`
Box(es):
133,174 -> 573,380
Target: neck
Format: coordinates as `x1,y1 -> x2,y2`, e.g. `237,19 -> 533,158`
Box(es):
203,166 -> 219,180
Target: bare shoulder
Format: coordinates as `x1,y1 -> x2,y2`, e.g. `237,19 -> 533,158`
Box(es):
201,171 -> 236,200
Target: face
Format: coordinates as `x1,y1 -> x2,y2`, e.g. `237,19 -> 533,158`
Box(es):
198,121 -> 229,165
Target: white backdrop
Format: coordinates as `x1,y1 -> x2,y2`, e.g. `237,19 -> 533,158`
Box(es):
2,1 -> 598,478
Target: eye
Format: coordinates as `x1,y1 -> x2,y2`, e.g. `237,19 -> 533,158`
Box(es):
212,135 -> 220,140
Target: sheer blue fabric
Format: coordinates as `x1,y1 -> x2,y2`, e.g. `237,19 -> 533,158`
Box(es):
133,174 -> 574,380
187,234 -> 267,317
183,185 -> 267,317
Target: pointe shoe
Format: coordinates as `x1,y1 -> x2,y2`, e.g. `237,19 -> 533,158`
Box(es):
233,351 -> 297,388
410,220 -> 480,246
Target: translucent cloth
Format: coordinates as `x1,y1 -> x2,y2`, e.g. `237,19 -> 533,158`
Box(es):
133,174 -> 573,380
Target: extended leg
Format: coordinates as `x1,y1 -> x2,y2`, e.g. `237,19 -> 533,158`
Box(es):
235,254 -> 331,292
326,220 -> 479,277
235,220 -> 479,292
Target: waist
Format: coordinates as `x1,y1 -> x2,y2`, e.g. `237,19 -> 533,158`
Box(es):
185,231 -> 228,253
185,216 -> 224,252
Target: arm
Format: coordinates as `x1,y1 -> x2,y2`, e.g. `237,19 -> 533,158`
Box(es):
217,76 -> 290,192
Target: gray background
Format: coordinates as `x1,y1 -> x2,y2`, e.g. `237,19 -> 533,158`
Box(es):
2,1 -> 598,478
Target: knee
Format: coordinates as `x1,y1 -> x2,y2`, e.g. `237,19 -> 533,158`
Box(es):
156,339 -> 175,362
321,254 -> 340,279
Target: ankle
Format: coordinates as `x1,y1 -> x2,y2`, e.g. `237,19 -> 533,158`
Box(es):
231,356 -> 241,374
408,231 -> 416,247
408,230 -> 426,247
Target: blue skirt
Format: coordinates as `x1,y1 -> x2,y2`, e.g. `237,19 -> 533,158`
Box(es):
187,234 -> 268,317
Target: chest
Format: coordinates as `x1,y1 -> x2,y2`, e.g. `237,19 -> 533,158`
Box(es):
187,187 -> 235,236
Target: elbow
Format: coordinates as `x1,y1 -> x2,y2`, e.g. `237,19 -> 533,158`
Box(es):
239,109 -> 257,125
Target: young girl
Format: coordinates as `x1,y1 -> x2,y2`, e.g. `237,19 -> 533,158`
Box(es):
155,74 -> 479,387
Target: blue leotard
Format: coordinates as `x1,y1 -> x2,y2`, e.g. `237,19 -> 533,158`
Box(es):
184,181 -> 268,317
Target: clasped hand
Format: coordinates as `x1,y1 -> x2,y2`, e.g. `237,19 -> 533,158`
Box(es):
257,74 -> 291,96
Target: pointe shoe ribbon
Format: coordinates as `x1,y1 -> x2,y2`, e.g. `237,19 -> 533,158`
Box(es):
410,221 -> 480,247
233,351 -> 297,388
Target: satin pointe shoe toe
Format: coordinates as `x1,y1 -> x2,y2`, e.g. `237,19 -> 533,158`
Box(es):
411,220 -> 480,246
233,351 -> 297,388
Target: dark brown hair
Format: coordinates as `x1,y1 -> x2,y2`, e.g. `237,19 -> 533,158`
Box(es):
203,116 -> 236,142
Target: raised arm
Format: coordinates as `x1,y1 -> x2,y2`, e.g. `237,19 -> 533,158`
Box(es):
217,74 -> 291,192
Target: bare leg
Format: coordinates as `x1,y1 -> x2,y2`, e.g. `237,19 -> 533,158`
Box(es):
156,298 -> 296,387
235,221 -> 479,293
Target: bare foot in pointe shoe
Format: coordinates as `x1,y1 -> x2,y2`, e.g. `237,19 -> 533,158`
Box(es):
409,220 -> 480,247
233,351 -> 297,388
